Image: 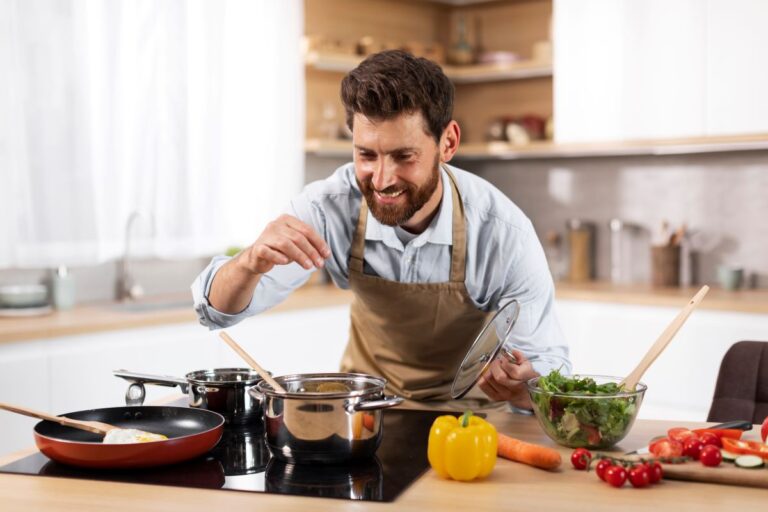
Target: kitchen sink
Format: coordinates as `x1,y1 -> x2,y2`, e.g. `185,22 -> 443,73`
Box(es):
109,300 -> 192,313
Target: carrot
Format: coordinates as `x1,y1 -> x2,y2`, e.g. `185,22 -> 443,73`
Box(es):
497,433 -> 562,470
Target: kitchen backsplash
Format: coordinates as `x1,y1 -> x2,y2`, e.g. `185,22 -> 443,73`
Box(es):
309,150 -> 768,288
2,150 -> 766,303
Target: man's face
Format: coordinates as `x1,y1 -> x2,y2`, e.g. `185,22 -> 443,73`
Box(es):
352,112 -> 441,227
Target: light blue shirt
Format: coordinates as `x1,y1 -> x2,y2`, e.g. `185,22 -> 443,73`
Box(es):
192,163 -> 571,378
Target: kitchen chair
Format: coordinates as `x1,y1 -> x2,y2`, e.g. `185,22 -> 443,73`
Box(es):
707,340 -> 768,423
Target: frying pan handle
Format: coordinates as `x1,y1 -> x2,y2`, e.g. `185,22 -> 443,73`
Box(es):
345,395 -> 404,413
113,369 -> 190,393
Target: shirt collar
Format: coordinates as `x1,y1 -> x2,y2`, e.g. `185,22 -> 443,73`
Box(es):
364,166 -> 453,250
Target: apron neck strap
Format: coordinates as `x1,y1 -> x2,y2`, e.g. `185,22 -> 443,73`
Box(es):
349,193 -> 369,273
349,167 -> 467,283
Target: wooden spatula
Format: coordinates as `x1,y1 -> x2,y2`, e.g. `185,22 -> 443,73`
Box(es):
0,402 -> 118,435
620,285 -> 709,391
219,331 -> 287,393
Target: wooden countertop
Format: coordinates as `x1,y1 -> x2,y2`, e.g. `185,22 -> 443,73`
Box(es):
2,282 -> 767,345
555,281 -> 768,315
0,410 -> 763,511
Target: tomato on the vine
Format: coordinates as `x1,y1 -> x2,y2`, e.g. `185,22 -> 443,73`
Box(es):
699,444 -> 722,467
604,465 -> 628,488
571,448 -> 593,470
628,464 -> 650,488
595,458 -> 612,481
646,461 -> 663,483
683,437 -> 705,460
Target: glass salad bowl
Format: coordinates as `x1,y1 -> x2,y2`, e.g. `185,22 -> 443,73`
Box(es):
527,372 -> 647,449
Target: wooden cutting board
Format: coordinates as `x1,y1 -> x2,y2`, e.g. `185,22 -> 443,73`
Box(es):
662,461 -> 768,488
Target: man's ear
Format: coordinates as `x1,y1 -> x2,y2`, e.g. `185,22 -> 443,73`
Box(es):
440,120 -> 461,163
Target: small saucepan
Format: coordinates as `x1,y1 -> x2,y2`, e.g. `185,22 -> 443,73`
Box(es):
114,368 -> 266,427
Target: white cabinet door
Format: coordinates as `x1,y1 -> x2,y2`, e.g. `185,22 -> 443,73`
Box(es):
0,340 -> 50,456
554,0 -> 768,141
556,299 -> 768,421
554,0 -> 706,142
705,0 -> 768,135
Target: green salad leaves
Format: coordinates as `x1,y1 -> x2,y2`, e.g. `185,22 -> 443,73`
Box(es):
531,370 -> 639,449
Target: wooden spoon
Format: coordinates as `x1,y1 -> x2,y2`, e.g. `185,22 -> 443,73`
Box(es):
620,285 -> 709,391
0,402 -> 119,435
219,331 -> 287,393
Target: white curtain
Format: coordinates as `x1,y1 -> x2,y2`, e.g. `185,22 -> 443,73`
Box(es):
0,0 -> 305,268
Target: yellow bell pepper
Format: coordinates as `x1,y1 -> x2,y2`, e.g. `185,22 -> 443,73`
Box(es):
427,411 -> 498,481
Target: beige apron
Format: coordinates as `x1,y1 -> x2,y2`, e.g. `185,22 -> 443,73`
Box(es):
340,169 -> 509,412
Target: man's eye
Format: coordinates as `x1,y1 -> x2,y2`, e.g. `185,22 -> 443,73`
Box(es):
359,152 -> 376,160
394,154 -> 413,162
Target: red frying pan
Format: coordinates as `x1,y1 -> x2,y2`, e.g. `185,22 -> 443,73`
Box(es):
3,403 -> 224,469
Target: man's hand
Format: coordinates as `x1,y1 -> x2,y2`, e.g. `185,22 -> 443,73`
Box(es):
477,349 -> 539,409
237,214 -> 331,275
208,215 -> 330,314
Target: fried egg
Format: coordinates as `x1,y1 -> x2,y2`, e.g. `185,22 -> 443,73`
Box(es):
102,428 -> 168,444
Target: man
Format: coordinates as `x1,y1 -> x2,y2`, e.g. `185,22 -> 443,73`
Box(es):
192,50 -> 570,411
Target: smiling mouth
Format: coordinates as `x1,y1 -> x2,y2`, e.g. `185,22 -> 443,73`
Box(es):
375,189 -> 405,199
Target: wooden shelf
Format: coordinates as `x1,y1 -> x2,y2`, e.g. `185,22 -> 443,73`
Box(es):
457,134 -> 768,160
306,134 -> 768,160
305,51 -> 552,83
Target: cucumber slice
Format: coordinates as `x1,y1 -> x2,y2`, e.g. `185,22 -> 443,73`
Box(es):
734,455 -> 765,469
721,450 -> 740,462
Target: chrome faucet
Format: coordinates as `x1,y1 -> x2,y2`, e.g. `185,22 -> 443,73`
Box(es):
115,211 -> 145,301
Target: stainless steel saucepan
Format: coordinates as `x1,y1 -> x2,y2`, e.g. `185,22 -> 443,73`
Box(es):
250,372 -> 403,464
114,368 -> 266,427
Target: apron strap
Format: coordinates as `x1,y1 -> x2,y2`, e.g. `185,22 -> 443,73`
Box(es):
349,193 -> 368,273
349,168 -> 467,283
445,169 -> 467,284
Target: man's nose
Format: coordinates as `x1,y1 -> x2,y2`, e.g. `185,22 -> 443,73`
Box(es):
371,159 -> 397,191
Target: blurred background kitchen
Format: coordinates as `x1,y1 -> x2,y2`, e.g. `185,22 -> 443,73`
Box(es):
1,0 -> 767,454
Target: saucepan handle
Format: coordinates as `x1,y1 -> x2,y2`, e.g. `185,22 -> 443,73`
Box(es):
113,369 -> 190,393
345,395 -> 403,413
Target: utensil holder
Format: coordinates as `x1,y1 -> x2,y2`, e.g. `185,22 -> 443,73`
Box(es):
651,245 -> 680,287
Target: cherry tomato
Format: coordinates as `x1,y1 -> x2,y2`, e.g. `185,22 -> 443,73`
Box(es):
698,431 -> 722,448
683,437 -> 705,460
649,438 -> 683,458
628,464 -> 650,488
571,448 -> 593,470
668,428 -> 698,443
699,444 -> 723,467
595,459 -> 613,481
604,465 -> 628,488
646,461 -> 663,483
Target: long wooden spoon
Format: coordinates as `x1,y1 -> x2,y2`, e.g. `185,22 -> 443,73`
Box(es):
219,331 -> 287,393
0,402 -> 119,435
620,285 -> 709,391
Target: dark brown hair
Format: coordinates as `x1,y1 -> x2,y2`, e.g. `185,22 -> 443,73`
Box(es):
340,50 -> 454,143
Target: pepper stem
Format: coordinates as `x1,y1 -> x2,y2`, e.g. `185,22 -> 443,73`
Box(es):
460,410 -> 473,428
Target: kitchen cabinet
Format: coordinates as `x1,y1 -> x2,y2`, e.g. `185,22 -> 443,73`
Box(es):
554,0 -> 768,143
556,298 -> 768,422
0,305 -> 350,456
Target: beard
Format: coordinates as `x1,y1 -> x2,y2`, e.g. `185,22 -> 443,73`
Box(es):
357,155 -> 441,227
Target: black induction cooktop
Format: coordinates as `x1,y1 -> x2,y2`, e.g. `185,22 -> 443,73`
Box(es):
0,405 -> 449,502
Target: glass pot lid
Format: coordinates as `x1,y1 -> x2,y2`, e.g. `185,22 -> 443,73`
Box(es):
450,299 -> 520,399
